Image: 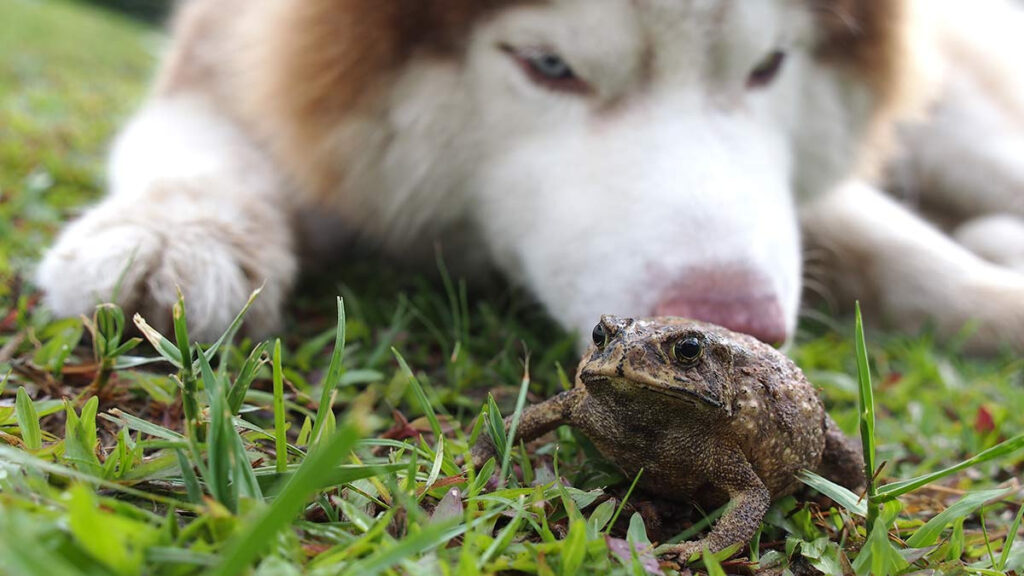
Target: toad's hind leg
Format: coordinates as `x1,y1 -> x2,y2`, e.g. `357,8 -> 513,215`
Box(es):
816,416 -> 865,492
661,447 -> 770,564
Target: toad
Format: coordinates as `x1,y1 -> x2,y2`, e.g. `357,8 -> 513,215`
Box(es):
472,315 -> 864,562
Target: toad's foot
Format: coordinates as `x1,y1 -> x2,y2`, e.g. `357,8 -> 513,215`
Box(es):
660,448 -> 771,564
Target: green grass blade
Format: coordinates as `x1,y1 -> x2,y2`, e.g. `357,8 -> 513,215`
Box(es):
169,293 -> 202,441
296,416 -> 312,447
228,418 -> 263,501
108,338 -> 143,359
854,303 -> 879,526
63,397 -> 102,476
626,511 -> 651,549
392,348 -> 442,440
254,463 -> 406,498
14,387 -> 41,451
485,394 -> 507,460
479,505 -> 524,566
272,339 -> 288,473
702,546 -> 727,576
467,458 -> 496,498
587,500 -> 616,536
210,412 -> 367,576
172,294 -> 193,378
93,303 -> 126,356
798,470 -> 868,517
499,359 -> 532,487
853,500 -> 907,576
876,433 -> 1024,500
998,502 -> 1024,570
607,469 -> 644,535
80,396 -> 99,451
104,409 -> 185,441
0,510 -> 93,576
175,449 -> 204,504
311,298 -> 346,446
560,516 -> 587,576
199,349 -> 235,512
906,488 -> 1011,548
227,341 -> 269,415
201,286 -> 262,362
421,436 -> 445,496
104,427 -> 129,479
132,314 -> 183,367
0,446 -> 200,513
336,518 -> 465,576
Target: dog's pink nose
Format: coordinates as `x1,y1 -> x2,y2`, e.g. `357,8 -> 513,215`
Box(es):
654,270 -> 787,345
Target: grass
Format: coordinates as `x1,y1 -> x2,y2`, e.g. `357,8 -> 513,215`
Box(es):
1,1 -> 1023,575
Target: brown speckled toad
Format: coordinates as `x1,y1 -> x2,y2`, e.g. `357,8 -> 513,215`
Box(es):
472,315 -> 864,562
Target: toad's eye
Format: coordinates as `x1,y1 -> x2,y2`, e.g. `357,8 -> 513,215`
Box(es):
747,50 -> 786,89
503,45 -> 590,94
592,322 -> 609,348
673,337 -> 704,364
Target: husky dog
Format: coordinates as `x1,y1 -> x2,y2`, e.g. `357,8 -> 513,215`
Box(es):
36,0 -> 1024,352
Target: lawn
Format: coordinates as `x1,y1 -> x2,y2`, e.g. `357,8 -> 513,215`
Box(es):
0,2 -> 1022,575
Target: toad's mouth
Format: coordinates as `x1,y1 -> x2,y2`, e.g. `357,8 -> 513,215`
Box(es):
581,374 -> 719,408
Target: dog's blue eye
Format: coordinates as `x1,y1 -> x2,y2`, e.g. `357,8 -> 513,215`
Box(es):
529,53 -> 573,80
503,45 -> 591,94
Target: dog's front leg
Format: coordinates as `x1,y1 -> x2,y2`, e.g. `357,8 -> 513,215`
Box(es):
886,0 -> 1024,272
36,96 -> 298,341
802,180 -> 1024,353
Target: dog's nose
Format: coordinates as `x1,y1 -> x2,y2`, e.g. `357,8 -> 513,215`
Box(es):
653,269 -> 787,345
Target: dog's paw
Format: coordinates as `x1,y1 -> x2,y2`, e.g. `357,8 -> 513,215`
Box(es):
954,214 -> 1024,273
954,270 -> 1024,354
36,202 -> 294,341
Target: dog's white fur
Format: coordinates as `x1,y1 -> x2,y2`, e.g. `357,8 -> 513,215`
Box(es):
37,0 -> 1024,352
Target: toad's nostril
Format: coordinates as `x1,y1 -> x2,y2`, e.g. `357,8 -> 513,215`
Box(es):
654,270 -> 788,345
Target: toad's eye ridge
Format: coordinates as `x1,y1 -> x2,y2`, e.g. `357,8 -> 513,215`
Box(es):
592,323 -> 609,348
673,337 -> 703,364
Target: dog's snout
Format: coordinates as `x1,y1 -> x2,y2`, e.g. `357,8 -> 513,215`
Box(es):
654,269 -> 787,345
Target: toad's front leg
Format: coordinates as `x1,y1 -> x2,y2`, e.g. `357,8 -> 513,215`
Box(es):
660,445 -> 770,564
470,388 -> 583,469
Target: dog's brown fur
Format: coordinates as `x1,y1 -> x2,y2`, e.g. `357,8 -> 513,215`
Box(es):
252,2 -> 515,198
812,0 -> 929,174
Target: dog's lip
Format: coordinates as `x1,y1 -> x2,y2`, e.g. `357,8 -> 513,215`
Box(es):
654,295 -> 786,346
651,266 -> 788,345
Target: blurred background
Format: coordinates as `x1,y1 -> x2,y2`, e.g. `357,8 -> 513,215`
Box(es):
83,0 -> 171,22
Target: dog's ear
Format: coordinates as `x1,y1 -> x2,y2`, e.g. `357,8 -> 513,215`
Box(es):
809,0 -> 908,100
245,0 -> 512,198
807,0 -> 927,176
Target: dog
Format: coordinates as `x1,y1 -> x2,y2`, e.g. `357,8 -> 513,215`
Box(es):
35,0 -> 1024,353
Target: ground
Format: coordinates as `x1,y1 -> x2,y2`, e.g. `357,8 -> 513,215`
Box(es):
0,2 -> 1022,575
